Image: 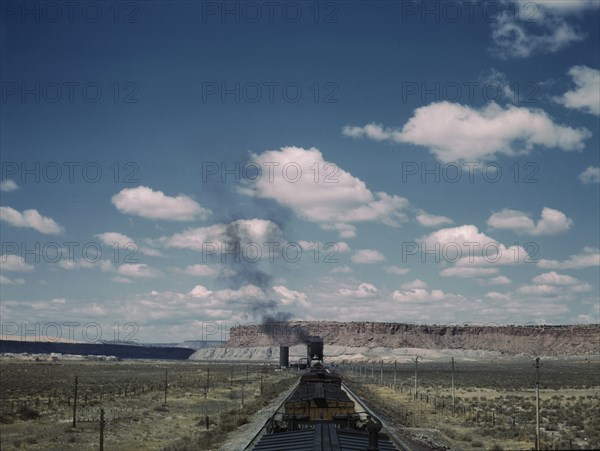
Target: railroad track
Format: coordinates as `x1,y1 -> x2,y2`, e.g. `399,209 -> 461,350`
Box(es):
243,370 -> 427,451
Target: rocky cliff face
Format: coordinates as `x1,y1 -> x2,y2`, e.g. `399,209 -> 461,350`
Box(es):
227,322 -> 600,356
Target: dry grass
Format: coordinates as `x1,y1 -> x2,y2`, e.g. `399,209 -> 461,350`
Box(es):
0,358 -> 296,450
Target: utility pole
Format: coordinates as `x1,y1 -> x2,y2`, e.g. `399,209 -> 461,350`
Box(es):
393,360 -> 397,390
535,357 -> 541,451
207,367 -> 210,394
72,375 -> 78,428
164,370 -> 168,405
451,357 -> 456,415
380,360 -> 383,385
413,356 -> 421,400
99,408 -> 105,451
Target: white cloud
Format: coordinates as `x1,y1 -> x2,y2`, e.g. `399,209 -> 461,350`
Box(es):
422,224 -> 529,267
579,166 -> 600,184
416,212 -> 453,227
331,265 -> 353,274
298,240 -> 351,253
440,267 -> 499,278
515,0 -> 600,14
392,288 -> 446,303
0,275 -> 25,285
0,206 -> 64,234
343,102 -> 590,163
111,276 -> 132,284
111,186 -> 210,221
154,219 -> 283,252
385,266 -> 410,275
338,282 -> 379,298
351,249 -> 385,264
554,66 -> 600,115
115,263 -> 162,279
487,207 -> 572,235
1,255 -> 34,272
188,285 -> 214,299
532,271 -> 582,286
181,264 -> 219,278
95,232 -> 162,257
273,285 -> 310,307
538,247 -> 600,269
478,275 -> 512,286
400,279 -> 427,290
0,180 -> 18,192
490,10 -> 585,59
480,68 -> 516,101
239,146 -> 409,237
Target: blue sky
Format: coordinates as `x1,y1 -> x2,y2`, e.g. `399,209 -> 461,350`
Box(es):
1,0 -> 599,342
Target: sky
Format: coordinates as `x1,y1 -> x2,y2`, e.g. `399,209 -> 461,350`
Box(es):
1,0 -> 599,343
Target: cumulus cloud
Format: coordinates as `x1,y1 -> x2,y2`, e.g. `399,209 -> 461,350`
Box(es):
239,146 -> 409,237
154,219 -> 282,252
538,247 -> 600,270
180,264 -> 220,278
400,279 -> 427,290
351,249 -> 385,264
392,288 -> 446,303
0,275 -> 25,285
554,66 -> 600,115
95,232 -> 162,257
579,166 -> 600,184
111,186 -> 210,221
116,263 -> 162,279
416,212 -> 453,227
343,102 -> 590,162
338,282 -> 379,298
0,180 -> 18,192
440,267 -> 499,278
331,265 -> 353,274
1,255 -> 34,272
385,266 -> 410,275
487,207 -> 573,235
478,275 -> 512,286
421,224 -> 530,268
273,285 -> 310,307
0,206 -> 64,234
490,10 -> 585,59
532,271 -> 584,286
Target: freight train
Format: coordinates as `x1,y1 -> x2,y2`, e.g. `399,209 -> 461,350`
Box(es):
249,337 -> 400,450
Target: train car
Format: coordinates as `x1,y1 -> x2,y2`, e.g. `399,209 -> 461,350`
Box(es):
249,339 -> 401,450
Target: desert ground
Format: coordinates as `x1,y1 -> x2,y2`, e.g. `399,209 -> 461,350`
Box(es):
0,356 -> 296,451
1,354 -> 598,450
339,356 -> 600,450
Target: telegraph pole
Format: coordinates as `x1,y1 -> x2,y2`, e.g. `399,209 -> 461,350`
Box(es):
413,356 -> 421,400
380,360 -> 383,385
451,357 -> 456,415
535,357 -> 541,451
72,375 -> 78,428
164,370 -> 168,405
393,360 -> 397,389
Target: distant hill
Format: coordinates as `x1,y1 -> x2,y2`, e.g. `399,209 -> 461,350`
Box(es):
0,340 -> 195,360
226,322 -> 600,356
